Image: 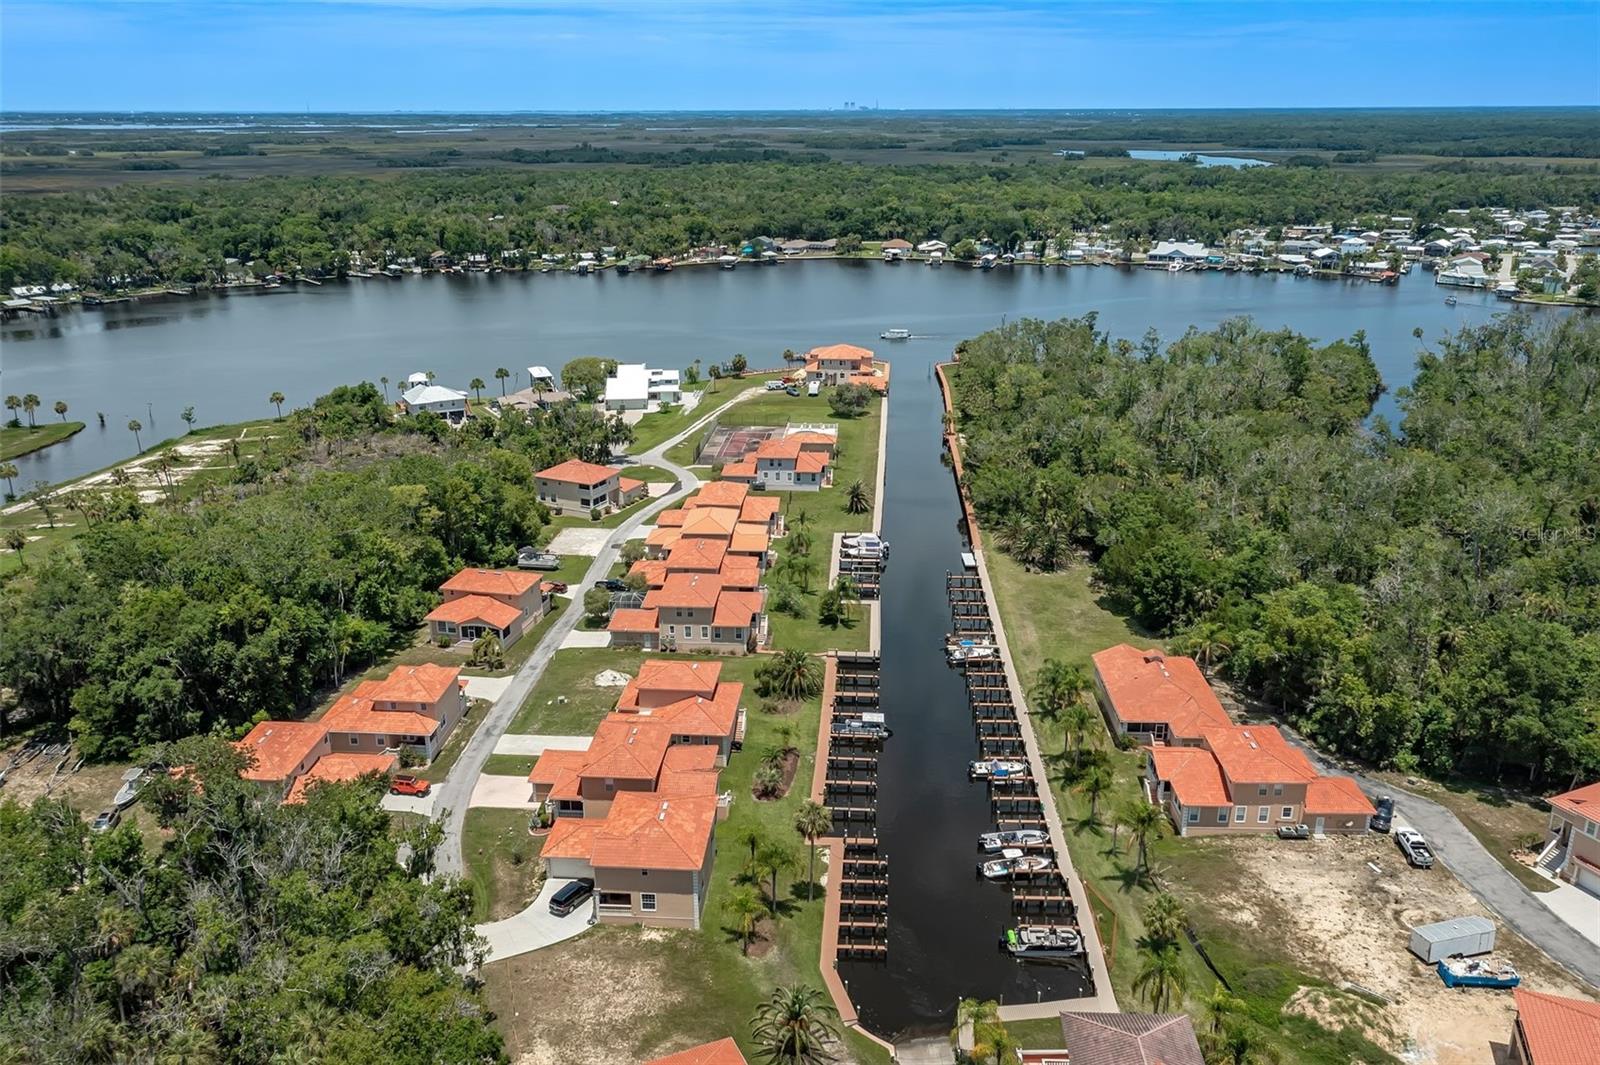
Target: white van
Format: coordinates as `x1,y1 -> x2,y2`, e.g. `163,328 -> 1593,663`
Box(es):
807,380 -> 820,397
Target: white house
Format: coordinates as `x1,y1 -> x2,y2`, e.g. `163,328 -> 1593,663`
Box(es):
400,383 -> 469,421
1338,237 -> 1371,257
916,240 -> 949,254
1437,256 -> 1490,288
1147,241 -> 1208,263
603,363 -> 683,411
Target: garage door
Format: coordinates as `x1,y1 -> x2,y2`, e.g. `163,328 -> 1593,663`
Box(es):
1577,864 -> 1600,900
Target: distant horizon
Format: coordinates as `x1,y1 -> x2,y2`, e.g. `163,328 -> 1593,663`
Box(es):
3,1 -> 1596,112
5,105 -> 1599,117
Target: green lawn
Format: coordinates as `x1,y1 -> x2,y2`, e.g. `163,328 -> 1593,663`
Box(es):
628,374 -> 781,453
462,808 -> 545,922
1,420 -> 84,461
483,753 -> 535,777
621,463 -> 678,483
508,646 -> 651,735
481,654 -> 890,1065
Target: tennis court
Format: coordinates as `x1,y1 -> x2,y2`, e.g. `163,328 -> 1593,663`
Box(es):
696,424 -> 782,464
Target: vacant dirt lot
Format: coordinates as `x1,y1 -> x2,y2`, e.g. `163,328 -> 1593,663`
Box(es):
1172,835 -> 1594,1064
1,743 -> 129,813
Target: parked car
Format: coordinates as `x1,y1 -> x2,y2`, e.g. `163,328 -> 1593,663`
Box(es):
548,878 -> 595,916
785,385 -> 800,396
594,578 -> 628,592
544,580 -> 569,594
764,379 -> 786,391
1369,795 -> 1395,833
91,809 -> 121,833
389,775 -> 431,797
1395,827 -> 1435,868
1276,823 -> 1311,840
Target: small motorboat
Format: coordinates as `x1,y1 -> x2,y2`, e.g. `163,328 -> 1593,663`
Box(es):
1002,925 -> 1083,959
969,760 -> 1028,782
841,533 -> 889,552
880,328 -> 912,340
947,644 -> 998,666
978,828 -> 1048,852
113,768 -> 146,809
831,712 -> 890,742
1444,295 -> 1458,305
1437,956 -> 1519,989
978,850 -> 1053,879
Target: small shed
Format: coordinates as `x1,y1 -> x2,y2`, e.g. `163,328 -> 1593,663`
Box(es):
1408,916 -> 1496,963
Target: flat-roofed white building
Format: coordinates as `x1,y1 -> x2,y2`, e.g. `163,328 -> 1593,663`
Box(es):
603,363 -> 683,411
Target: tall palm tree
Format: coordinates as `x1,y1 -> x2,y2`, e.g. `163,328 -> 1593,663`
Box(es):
762,648 -> 822,699
736,824 -> 766,877
0,461 -> 17,499
269,391 -> 285,419
750,984 -> 841,1065
1203,984 -> 1245,1035
726,885 -> 766,955
494,366 -> 511,395
1060,700 -> 1095,768
3,395 -> 18,423
379,375 -> 389,399
1124,800 -> 1165,871
952,999 -> 1020,1065
127,419 -> 143,452
793,800 -> 832,900
21,394 -> 39,428
1179,621 -> 1232,672
786,527 -> 813,558
845,479 -> 871,515
756,839 -> 795,912
1031,659 -> 1089,727
776,551 -> 816,594
1075,762 -> 1113,821
469,377 -> 486,401
1132,943 -> 1188,1013
53,400 -> 69,422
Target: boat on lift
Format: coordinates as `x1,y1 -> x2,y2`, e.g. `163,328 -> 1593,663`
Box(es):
947,644 -> 998,666
978,828 -> 1048,852
1001,925 -> 1083,959
978,850 -> 1053,879
969,759 -> 1028,781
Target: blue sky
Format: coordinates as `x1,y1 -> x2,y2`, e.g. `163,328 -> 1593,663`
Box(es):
3,1 -> 1596,111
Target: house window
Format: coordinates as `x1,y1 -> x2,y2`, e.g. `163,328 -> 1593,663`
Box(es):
712,628 -> 722,640
1185,808 -> 1199,824
1273,784 -> 1284,797
1257,785 -> 1268,797
1257,806 -> 1270,823
376,736 -> 387,748
1280,806 -> 1294,820
1234,806 -> 1246,823
700,626 -> 709,638
1586,820 -> 1598,838
667,624 -> 675,635
640,892 -> 657,912
1218,809 -> 1230,824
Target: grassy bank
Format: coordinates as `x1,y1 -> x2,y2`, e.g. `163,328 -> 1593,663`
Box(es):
462,808 -> 545,922
628,375 -> 780,453
1,420 -> 84,461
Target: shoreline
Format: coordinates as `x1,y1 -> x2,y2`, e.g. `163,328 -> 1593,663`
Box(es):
0,420 -> 86,462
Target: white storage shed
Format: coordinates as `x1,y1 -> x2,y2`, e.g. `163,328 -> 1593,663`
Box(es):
1408,916 -> 1496,964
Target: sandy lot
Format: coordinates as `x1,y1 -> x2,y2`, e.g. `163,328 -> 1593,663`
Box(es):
1175,835 -> 1594,1064
0,743 -> 128,812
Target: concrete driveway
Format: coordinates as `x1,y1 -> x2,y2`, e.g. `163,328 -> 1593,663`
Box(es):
469,774 -> 538,810
559,629 -> 613,649
476,877 -> 595,963
461,675 -> 513,701
546,527 -> 613,556
493,733 -> 590,756
380,791 -> 435,817
1282,727 -> 1600,986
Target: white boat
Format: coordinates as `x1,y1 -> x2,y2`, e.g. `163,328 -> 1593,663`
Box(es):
1444,295 -> 1458,306
718,255 -> 739,270
978,850 -> 1054,879
1002,925 -> 1083,958
113,768 -> 146,809
969,760 -> 1028,781
880,328 -> 911,340
948,645 -> 998,665
1166,260 -> 1182,273
978,828 -> 1047,852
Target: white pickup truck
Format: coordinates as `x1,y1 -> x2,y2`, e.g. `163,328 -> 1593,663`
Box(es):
1395,827 -> 1436,869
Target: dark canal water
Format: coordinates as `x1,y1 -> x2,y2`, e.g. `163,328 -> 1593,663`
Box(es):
0,259 -> 1551,488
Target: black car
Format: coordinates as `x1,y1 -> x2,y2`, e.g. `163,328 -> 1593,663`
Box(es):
593,578 -> 628,593
1370,795 -> 1395,833
548,878 -> 595,916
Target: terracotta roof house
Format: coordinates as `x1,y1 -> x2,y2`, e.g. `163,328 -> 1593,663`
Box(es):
426,567 -> 554,648
655,508 -> 690,527
803,343 -> 890,392
535,458 -> 647,517
607,606 -> 663,649
643,573 -> 765,654
283,752 -> 396,804
643,1037 -> 749,1065
1092,645 -> 1230,743
666,537 -> 728,574
1510,988 -> 1600,1065
718,435 -> 834,492
738,494 -> 783,534
1055,1011 -> 1204,1065
628,558 -> 672,588
685,481 -> 749,510
1540,780 -> 1600,896
618,659 -> 723,709
236,721 -> 331,788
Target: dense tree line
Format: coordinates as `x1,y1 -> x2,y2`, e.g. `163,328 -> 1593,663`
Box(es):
0,382 -> 633,758
951,314 -> 1600,787
3,157 -> 1598,287
0,738 -> 503,1063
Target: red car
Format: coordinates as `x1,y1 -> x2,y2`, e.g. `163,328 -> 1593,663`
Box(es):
545,580 -> 569,594
389,775 -> 431,797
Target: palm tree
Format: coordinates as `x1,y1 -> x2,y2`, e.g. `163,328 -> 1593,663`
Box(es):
3,395 -> 18,424
736,825 -> 766,877
0,461 -> 17,499
1215,1020 -> 1274,1065
469,377 -> 486,401
952,999 -> 1020,1065
1132,943 -> 1188,1013
269,391 -> 285,419
4,527 -> 26,561
379,375 -> 389,399
1075,761 -> 1114,822
789,507 -> 811,531
1123,800 -> 1165,871
845,479 -> 871,515
726,885 -> 766,955
750,984 -> 841,1065
776,551 -> 816,594
1142,893 -> 1188,951
53,400 -> 69,422
1179,621 -> 1232,672
1060,700 -> 1095,768
756,839 -> 795,912
786,526 -> 813,558
21,394 -> 39,428
1031,659 -> 1089,727
762,648 -> 823,699
793,800 -> 832,900
127,418 -> 143,452
1203,984 -> 1245,1035
494,366 -> 511,395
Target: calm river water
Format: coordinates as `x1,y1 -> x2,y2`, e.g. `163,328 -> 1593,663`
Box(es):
0,260 -> 1538,487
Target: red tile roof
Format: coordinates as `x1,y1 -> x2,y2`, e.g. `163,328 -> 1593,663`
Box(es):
720,459 -> 757,480
1549,781 -> 1600,823
712,590 -> 765,628
793,451 -> 829,474
1199,725 -> 1317,786
645,526 -> 684,550
541,817 -> 602,860
588,792 -> 718,871
283,753 -> 396,804
236,721 -> 328,783
728,524 -> 770,555
1092,645 -> 1230,741
426,594 -> 522,629
321,688 -> 442,742
644,1038 -> 749,1065
537,459 -> 621,486
579,718 -> 674,782
528,747 -> 588,800
687,482 -> 749,509
656,744 -> 724,796
628,681 -> 742,740
808,343 -> 875,365
656,508 -> 689,527
739,496 -> 781,524
1305,776 -> 1376,817
680,507 -> 741,539
645,572 -> 727,610
666,537 -> 727,573
618,660 -> 722,708
367,663 -> 462,706
717,556 -> 761,590
1148,746 -> 1230,807
629,559 -> 671,588
1057,1012 -> 1204,1065
608,607 -> 661,633
618,476 -> 644,494
1513,988 -> 1600,1065
440,567 -> 542,598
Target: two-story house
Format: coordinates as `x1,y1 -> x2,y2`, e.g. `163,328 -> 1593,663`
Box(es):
535,458 -> 647,516
719,433 -> 835,491
425,567 -> 553,647
321,663 -> 467,762
640,572 -> 765,654
1537,780 -> 1600,897
803,343 -> 889,392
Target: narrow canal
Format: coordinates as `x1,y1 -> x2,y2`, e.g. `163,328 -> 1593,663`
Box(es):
837,349 -> 1088,1041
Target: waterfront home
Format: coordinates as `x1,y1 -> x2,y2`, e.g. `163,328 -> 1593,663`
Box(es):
779,239 -> 812,256
1508,988 -> 1600,1065
644,1038 -> 748,1065
881,238 -> 912,260
1339,236 -> 1372,256
399,382 -> 469,422
719,431 -> 836,491
425,567 -> 553,647
802,343 -> 889,392
1051,1012 -> 1204,1065
1437,256 -> 1491,288
535,458 -> 647,516
1146,240 -> 1208,263
640,572 -> 766,654
603,363 -> 682,411
1310,248 -> 1342,270
499,385 -> 574,413
1091,645 -> 1231,743
1535,780 -> 1600,895
283,752 -> 397,804
917,239 -> 949,254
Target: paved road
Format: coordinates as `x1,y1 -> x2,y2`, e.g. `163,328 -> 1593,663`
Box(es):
434,388 -> 757,877
1282,728 -> 1600,987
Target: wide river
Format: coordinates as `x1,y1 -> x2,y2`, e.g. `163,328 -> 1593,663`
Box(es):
0,260 -> 1543,487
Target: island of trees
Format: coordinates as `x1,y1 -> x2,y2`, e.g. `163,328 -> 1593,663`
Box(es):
950,313 -> 1600,788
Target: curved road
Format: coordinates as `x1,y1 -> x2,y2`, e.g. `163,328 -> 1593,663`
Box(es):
434,388 -> 759,878
1283,729 -> 1600,987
